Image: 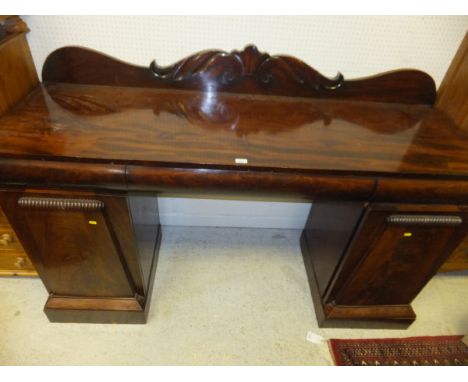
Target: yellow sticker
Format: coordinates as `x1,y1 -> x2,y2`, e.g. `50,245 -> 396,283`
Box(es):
403,232 -> 412,237
88,220 -> 97,225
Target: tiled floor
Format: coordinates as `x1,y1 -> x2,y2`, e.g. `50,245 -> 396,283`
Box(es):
0,226 -> 467,365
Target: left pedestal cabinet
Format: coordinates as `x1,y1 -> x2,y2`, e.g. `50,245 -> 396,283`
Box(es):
0,188 -> 161,323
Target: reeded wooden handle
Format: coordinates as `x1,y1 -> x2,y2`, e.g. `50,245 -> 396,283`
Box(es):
18,197 -> 104,211
0,233 -> 13,246
387,215 -> 463,226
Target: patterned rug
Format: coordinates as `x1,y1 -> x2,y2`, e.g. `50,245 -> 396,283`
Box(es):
329,335 -> 468,365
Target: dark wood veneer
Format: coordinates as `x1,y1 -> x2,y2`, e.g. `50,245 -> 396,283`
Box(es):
126,166 -> 376,200
302,203 -> 468,327
0,158 -> 126,190
0,189 -> 135,297
42,45 -> 436,104
325,204 -> 468,305
0,187 -> 161,323
373,179 -> 468,204
302,202 -> 365,296
323,304 -> 416,327
0,83 -> 466,178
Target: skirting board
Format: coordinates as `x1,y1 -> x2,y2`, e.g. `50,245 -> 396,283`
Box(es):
158,198 -> 312,229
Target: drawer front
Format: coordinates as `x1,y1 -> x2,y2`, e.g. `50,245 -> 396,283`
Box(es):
0,207 -> 36,275
0,224 -> 25,252
328,204 -> 468,306
0,250 -> 36,276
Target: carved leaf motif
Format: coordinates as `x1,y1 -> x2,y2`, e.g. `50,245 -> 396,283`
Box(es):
149,44 -> 343,91
150,50 -> 244,86
257,55 -> 344,90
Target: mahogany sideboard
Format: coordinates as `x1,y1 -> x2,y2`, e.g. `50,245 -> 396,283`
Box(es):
0,19 -> 467,327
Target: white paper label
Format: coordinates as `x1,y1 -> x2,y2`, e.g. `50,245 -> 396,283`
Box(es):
235,158 -> 248,164
306,331 -> 325,344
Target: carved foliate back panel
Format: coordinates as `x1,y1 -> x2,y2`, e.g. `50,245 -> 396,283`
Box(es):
43,44 -> 436,105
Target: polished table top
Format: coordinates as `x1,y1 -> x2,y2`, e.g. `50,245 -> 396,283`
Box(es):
0,82 -> 467,179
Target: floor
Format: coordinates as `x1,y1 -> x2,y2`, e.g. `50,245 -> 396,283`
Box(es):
0,226 -> 467,365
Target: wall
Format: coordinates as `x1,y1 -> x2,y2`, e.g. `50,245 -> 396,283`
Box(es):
23,15 -> 468,228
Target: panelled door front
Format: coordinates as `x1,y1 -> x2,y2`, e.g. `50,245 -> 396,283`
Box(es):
327,204 -> 468,306
0,189 -> 136,298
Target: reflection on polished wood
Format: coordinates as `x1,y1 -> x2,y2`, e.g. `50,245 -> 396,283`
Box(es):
0,83 -> 466,178
0,41 -> 467,326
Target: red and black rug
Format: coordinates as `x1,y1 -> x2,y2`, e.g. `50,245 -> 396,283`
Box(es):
329,335 -> 468,365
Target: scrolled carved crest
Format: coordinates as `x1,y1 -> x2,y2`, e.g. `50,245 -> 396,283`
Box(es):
42,44 -> 436,104
149,44 -> 344,93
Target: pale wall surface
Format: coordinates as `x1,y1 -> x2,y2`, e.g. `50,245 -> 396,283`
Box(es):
22,16 -> 468,228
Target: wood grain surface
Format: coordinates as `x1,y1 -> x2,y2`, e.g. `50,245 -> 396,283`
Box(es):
0,83 -> 466,178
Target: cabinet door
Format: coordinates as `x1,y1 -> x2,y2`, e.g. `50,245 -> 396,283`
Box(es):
328,204 -> 468,306
0,190 -> 136,298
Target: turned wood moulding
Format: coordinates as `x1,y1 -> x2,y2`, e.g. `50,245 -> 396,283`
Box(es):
43,44 -> 437,104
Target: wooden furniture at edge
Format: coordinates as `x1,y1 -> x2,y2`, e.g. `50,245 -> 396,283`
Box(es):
436,31 -> 468,272
0,18 -> 467,326
0,16 -> 37,276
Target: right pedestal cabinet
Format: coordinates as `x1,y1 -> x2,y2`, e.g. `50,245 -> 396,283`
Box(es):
301,202 -> 468,327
